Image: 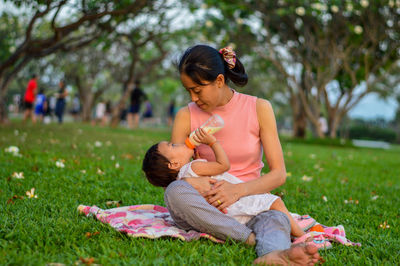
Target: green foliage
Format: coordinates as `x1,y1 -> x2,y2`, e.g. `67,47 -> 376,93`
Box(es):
0,13 -> 24,62
282,136 -> 354,148
348,124 -> 397,143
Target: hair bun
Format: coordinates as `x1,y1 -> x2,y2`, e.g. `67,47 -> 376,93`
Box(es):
219,47 -> 236,69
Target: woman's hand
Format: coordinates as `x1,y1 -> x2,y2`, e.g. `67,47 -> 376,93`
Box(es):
203,180 -> 242,211
183,177 -> 216,196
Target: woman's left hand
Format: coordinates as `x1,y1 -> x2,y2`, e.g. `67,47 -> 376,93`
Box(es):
204,180 -> 241,211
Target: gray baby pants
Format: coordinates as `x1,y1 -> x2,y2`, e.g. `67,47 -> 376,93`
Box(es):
164,180 -> 291,256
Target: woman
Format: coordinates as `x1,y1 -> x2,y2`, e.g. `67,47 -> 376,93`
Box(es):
55,79 -> 68,124
165,45 -> 320,265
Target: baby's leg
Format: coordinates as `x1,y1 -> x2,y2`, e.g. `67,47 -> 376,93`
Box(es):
269,198 -> 305,237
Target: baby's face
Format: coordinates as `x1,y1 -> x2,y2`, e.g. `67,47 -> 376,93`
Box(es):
158,141 -> 194,164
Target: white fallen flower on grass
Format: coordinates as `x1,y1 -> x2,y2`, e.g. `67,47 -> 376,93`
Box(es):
26,188 -> 38,198
301,175 -> 313,182
371,195 -> 379,201
94,141 -> 103,147
80,170 -> 87,174
322,195 -> 328,202
5,146 -> 21,157
55,160 -> 65,168
115,163 -> 120,169
12,172 -> 24,179
344,198 -> 359,204
97,168 -> 104,175
379,221 -> 390,229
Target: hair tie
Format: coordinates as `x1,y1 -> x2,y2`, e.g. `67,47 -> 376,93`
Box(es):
219,46 -> 236,69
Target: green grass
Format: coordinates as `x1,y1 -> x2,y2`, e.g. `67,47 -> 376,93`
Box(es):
1,122 -> 399,265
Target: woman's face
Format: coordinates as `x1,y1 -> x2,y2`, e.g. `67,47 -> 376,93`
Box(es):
180,73 -> 224,112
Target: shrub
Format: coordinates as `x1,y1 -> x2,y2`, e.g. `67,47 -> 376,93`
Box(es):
348,124 -> 397,143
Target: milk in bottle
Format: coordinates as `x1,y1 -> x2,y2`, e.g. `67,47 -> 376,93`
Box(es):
185,114 -> 224,149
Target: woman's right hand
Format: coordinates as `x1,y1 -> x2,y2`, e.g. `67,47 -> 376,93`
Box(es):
182,177 -> 216,196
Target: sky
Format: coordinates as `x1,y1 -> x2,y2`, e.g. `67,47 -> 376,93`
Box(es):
348,93 -> 398,121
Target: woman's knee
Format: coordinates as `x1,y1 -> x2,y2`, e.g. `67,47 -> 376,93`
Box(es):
164,180 -> 194,208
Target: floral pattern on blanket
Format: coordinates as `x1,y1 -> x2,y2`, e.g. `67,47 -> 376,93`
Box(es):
77,204 -> 223,243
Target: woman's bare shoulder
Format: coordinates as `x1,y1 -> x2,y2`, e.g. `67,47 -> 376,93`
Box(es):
256,98 -> 272,111
176,106 -> 190,117
171,106 -> 191,143
255,98 -> 275,128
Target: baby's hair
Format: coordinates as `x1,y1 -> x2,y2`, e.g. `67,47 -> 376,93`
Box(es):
142,143 -> 179,187
178,44 -> 248,87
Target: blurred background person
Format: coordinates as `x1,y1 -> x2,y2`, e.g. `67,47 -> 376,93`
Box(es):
70,93 -> 81,121
33,88 -> 46,123
167,99 -> 176,127
127,80 -> 146,129
318,113 -> 328,137
93,99 -> 106,126
55,79 -> 68,124
43,97 -> 51,124
103,100 -> 112,126
23,74 -> 38,122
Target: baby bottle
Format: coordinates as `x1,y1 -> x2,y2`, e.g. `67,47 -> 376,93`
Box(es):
185,114 -> 224,149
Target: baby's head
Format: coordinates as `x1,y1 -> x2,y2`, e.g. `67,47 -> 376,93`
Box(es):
142,141 -> 194,187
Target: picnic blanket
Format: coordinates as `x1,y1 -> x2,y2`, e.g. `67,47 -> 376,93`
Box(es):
77,204 -> 360,247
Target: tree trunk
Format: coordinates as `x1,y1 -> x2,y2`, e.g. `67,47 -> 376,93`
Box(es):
81,94 -> 94,122
309,118 -> 325,138
329,111 -> 344,139
110,81 -> 134,127
290,93 -> 307,138
0,93 -> 8,124
293,112 -> 307,138
0,80 -> 9,123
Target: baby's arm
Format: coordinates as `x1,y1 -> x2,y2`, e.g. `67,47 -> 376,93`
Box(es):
190,128 -> 230,176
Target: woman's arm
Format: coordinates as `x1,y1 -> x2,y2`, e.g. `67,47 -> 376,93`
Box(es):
171,106 -> 191,143
237,98 -> 286,195
205,99 -> 286,210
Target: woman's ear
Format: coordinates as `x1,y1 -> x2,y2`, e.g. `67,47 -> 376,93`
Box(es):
216,74 -> 225,88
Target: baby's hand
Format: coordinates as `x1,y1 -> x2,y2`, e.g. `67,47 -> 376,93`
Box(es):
192,128 -> 216,146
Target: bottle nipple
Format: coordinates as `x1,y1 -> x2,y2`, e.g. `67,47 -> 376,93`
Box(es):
185,137 -> 196,149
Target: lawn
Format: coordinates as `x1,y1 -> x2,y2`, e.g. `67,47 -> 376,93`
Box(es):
1,122 -> 399,265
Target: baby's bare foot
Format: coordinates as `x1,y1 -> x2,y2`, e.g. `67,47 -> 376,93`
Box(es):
253,243 -> 321,265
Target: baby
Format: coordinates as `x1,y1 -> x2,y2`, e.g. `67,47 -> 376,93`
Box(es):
142,128 -> 308,237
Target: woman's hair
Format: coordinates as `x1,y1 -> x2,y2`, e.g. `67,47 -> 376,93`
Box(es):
178,44 -> 248,87
142,143 -> 179,187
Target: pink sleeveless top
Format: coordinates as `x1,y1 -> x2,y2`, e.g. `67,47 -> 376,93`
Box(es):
188,91 -> 263,182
